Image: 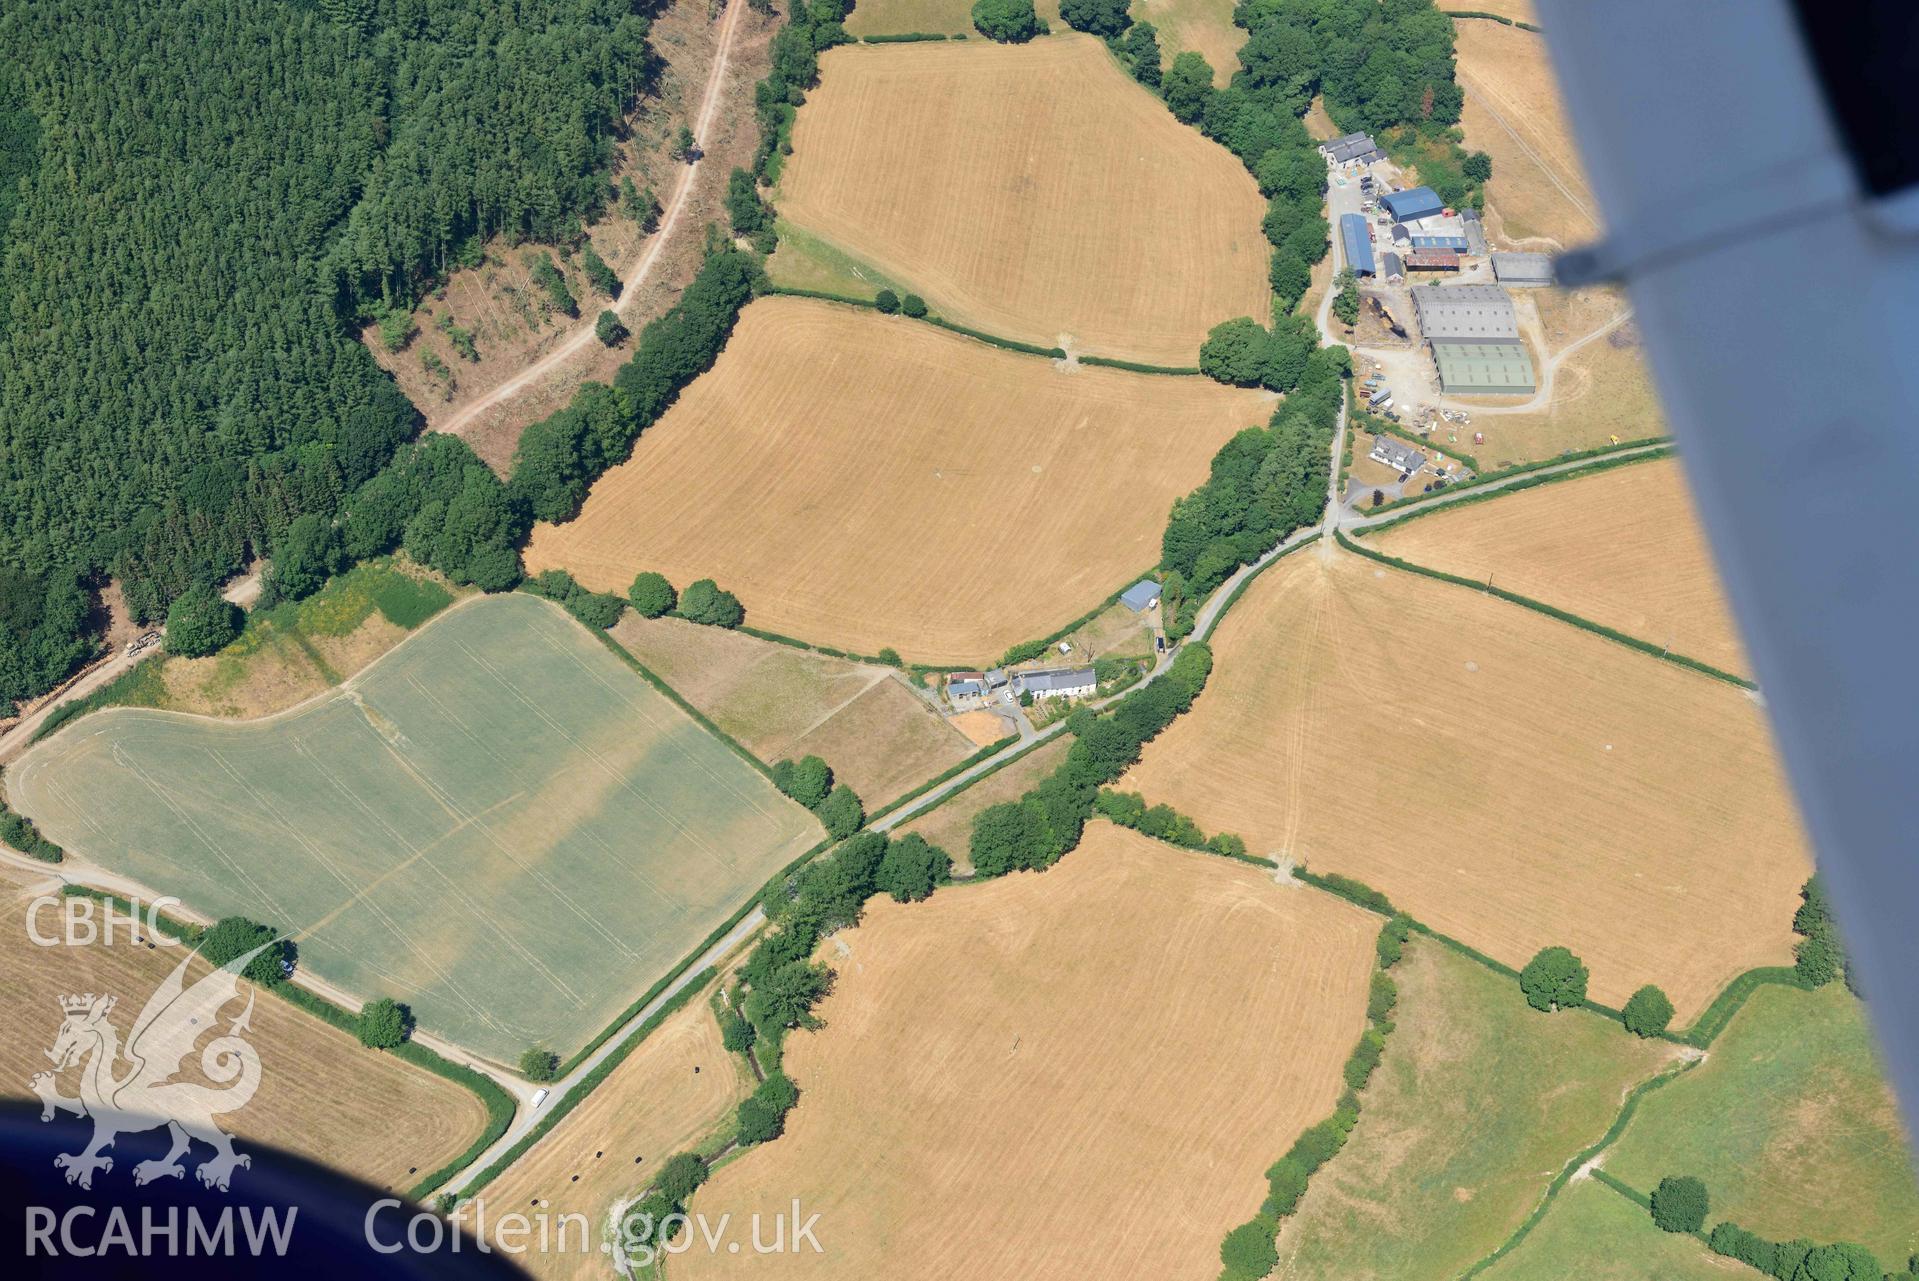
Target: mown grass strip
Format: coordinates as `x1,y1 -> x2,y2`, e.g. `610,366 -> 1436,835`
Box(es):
1335,530 -> 1754,689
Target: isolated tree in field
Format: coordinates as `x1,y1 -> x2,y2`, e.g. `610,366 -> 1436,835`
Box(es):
627,571 -> 676,618
1622,984 -> 1676,1037
581,243 -> 619,297
1162,52 -> 1215,124
198,917 -> 289,987
675,125 -> 697,161
1219,1217 -> 1279,1277
1517,945 -> 1588,1012
1120,21 -> 1161,88
1463,150 -> 1493,183
519,1047 -> 559,1082
1650,1175 -> 1708,1234
971,0 -> 1042,43
679,578 -> 744,628
815,783 -> 864,839
165,582 -> 241,657
900,294 -> 926,318
876,833 -> 950,902
1059,0 -> 1128,37
357,997 -> 412,1049
594,309 -> 628,347
874,289 -> 900,314
772,755 -> 834,809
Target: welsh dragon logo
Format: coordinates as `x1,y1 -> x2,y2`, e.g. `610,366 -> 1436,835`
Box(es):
30,945 -> 267,1191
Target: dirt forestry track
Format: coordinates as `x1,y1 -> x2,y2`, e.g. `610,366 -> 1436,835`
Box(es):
777,35 -> 1271,365
431,0 -> 755,456
1122,549 -> 1811,1022
676,822 -> 1379,1280
525,296 -> 1273,663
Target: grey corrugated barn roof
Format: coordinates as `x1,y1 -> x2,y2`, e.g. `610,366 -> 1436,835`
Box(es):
1320,131 -> 1369,152
1411,284 -> 1520,342
1018,667 -> 1096,694
1432,341 -> 1537,394
1491,252 -> 1556,284
1120,580 -> 1162,611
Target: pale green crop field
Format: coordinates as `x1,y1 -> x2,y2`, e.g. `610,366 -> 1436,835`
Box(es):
12,593 -> 818,1062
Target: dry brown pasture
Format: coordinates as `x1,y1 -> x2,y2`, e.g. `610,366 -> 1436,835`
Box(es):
1453,15 -> 1598,249
777,36 -> 1271,364
465,984 -> 750,1281
0,866 -> 487,1192
895,736 -> 1072,867
1136,0 -> 1244,86
1370,457 -> 1750,677
677,821 -> 1377,1281
525,297 -> 1271,663
948,709 -> 1015,748
608,613 -> 974,806
1459,286 -> 1665,469
1122,548 -> 1811,1021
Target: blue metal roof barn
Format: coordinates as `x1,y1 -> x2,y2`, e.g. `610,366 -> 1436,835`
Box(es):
1410,234 -> 1470,251
1381,186 -> 1445,220
1339,213 -> 1376,275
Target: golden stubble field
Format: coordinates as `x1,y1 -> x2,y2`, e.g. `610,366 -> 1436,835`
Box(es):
609,613 -> 975,806
1123,549 -> 1811,1021
0,867 -> 487,1192
1370,458 -> 1750,677
465,985 -> 751,1281
677,821 -> 1377,1280
776,36 -> 1271,364
525,297 -> 1272,662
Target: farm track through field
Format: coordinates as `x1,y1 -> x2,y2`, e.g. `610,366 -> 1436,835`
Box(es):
433,0 -> 748,440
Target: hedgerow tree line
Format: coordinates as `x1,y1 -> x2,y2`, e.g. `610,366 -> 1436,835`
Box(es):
0,0 -> 659,709
1636,1170 -> 1912,1281
1221,912 -> 1412,1279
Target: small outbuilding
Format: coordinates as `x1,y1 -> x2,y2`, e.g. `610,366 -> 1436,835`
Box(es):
1120,580 -> 1162,612
1381,251 -> 1405,282
1381,186 -> 1445,221
947,676 -> 986,699
1403,249 -> 1461,272
1390,222 -> 1411,244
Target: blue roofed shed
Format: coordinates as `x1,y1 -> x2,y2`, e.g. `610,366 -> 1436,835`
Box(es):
1339,213 -> 1376,276
1120,579 -> 1162,612
1381,186 -> 1444,221
1410,234 -> 1470,251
